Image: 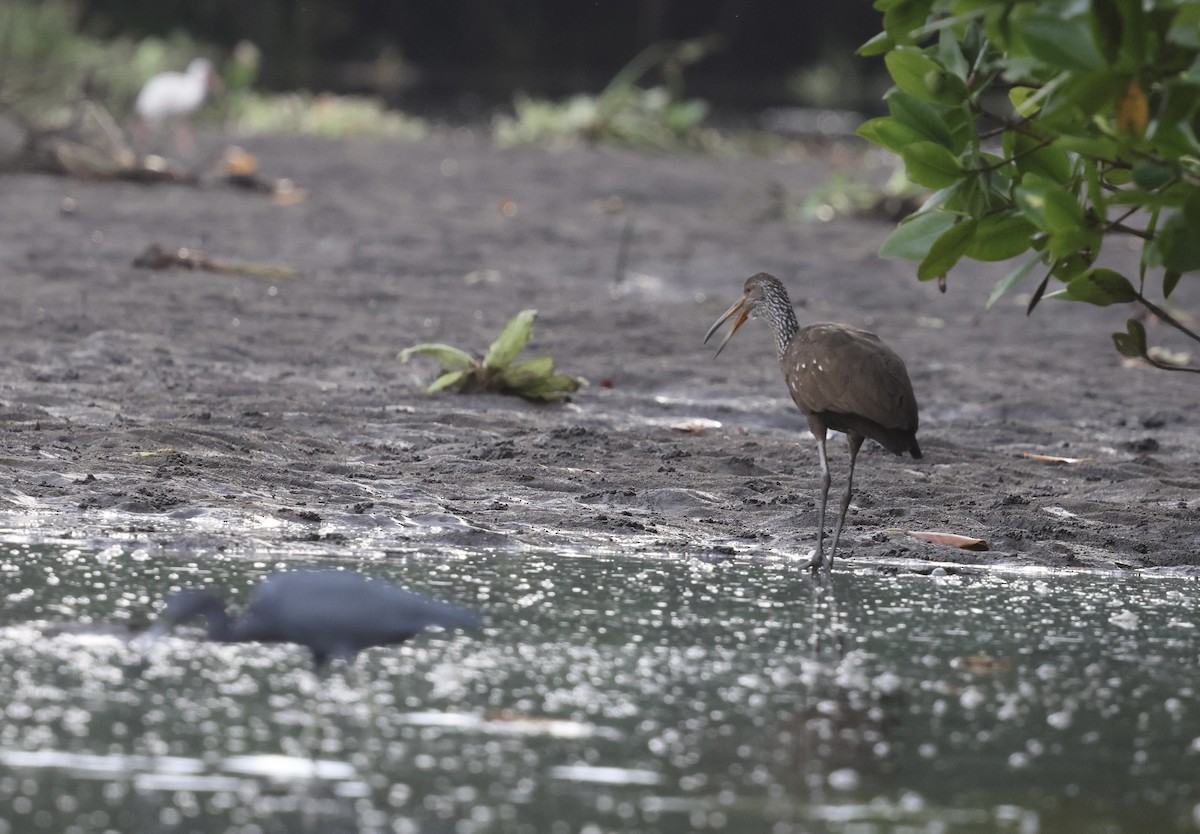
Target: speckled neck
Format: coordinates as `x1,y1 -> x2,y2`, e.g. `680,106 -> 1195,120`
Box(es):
760,284 -> 799,360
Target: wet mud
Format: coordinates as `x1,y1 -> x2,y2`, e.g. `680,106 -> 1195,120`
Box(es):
0,131 -> 1196,570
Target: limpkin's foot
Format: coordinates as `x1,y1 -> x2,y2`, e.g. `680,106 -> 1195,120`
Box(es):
799,548 -> 821,574
807,535 -> 829,580
806,547 -> 835,580
809,558 -> 833,582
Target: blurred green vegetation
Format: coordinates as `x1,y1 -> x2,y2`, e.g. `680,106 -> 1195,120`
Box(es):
0,0 -> 212,124
493,38 -> 719,150
232,92 -> 425,140
0,0 -> 419,141
801,152 -> 924,222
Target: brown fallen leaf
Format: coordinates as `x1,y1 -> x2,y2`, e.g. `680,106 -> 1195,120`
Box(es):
216,145 -> 260,177
952,655 -> 1013,674
1022,452 -> 1092,464
268,181 -> 309,205
135,447 -> 180,457
907,530 -> 989,551
214,147 -> 309,204
669,418 -> 722,434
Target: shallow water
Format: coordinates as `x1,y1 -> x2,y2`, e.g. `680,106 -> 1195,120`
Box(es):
1,537 -> 1198,834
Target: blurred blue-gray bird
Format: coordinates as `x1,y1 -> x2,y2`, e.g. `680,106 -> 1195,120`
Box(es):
150,569 -> 482,676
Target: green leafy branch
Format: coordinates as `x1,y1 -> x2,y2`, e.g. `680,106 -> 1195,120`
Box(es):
399,310 -> 584,403
861,0 -> 1200,372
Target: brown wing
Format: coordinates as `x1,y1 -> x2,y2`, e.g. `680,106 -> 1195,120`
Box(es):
781,323 -> 919,441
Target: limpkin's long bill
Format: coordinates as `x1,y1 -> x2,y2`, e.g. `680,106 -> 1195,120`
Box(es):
704,297 -> 751,358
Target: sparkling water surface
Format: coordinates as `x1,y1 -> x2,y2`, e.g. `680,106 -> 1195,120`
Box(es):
1,538 -> 1197,833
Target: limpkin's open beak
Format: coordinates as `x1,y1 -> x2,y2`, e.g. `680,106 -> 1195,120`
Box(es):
704,296 -> 750,358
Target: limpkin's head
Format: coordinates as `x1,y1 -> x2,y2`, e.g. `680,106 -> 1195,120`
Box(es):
704,272 -> 793,358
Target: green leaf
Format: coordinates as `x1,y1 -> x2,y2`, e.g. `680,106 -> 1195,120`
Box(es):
1112,319 -> 1148,358
879,211 -> 958,260
941,105 -> 976,152
928,73 -> 969,106
1103,168 -> 1134,187
937,27 -> 970,81
1014,174 -> 1087,255
1012,136 -> 1073,184
856,116 -> 927,154
398,343 -> 476,371
858,31 -> 895,57
1159,209 -> 1200,273
882,0 -> 934,44
499,355 -> 583,402
500,355 -> 556,386
901,141 -> 963,188
1167,5 -> 1200,49
1054,134 -> 1119,158
886,47 -> 944,100
664,99 -> 708,131
1163,270 -> 1182,299
404,309 -> 579,402
1083,157 -> 1107,219
1018,14 -> 1107,73
1045,268 -> 1138,306
1026,270 -> 1054,314
1132,159 -> 1176,191
884,46 -> 966,105
427,369 -> 470,393
518,378 -> 583,403
918,218 -> 977,281
918,179 -> 973,215
1050,251 -> 1095,283
987,254 -> 1043,308
483,309 -> 537,370
1088,0 -> 1122,63
966,212 -> 1037,261
1054,72 -> 1123,120
1009,86 -> 1040,117
887,91 -> 956,149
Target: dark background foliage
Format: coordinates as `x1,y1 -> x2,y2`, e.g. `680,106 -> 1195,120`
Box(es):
74,0 -> 882,109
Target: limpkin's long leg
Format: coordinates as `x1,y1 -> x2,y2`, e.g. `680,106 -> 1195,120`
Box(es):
826,433 -> 864,579
811,426 -> 832,579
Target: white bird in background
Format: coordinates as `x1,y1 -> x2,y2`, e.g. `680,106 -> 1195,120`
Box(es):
134,58 -> 223,158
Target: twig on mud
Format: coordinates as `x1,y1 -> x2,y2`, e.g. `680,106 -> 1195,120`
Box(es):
133,244 -> 299,279
3,99 -> 199,183
613,214 -> 634,289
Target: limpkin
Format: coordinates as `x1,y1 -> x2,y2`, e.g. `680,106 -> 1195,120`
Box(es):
705,272 -> 921,578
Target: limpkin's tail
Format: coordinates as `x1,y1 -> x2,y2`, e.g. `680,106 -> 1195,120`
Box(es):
875,426 -> 921,459
824,413 -> 922,459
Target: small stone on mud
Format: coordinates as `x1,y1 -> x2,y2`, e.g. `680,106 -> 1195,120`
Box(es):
1125,437 -> 1160,453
